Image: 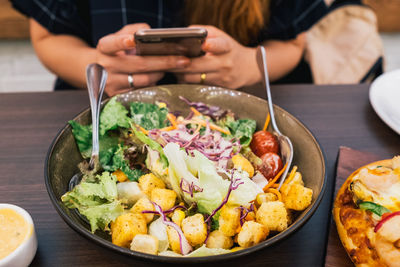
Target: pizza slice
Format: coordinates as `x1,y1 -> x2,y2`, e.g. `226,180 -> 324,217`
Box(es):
333,156 -> 400,267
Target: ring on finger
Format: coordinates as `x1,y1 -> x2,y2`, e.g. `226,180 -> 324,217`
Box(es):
200,73 -> 206,84
128,74 -> 134,89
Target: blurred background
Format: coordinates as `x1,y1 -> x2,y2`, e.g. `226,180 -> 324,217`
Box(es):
0,0 -> 399,93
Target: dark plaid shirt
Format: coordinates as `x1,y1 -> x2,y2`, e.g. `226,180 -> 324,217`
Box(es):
12,0 -> 327,88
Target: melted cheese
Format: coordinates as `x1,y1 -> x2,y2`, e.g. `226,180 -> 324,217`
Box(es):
351,165 -> 400,212
0,208 -> 31,259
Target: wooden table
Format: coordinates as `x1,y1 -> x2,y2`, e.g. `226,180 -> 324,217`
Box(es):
0,84 -> 399,266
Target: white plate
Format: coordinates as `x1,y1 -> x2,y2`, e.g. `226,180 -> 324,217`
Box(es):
369,69 -> 400,135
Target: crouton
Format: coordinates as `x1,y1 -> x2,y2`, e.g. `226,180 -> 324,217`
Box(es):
256,192 -> 278,206
232,154 -> 254,177
130,234 -> 159,255
181,214 -> 207,246
111,213 -> 147,247
166,226 -> 181,254
219,205 -> 241,237
139,173 -> 166,196
206,230 -> 233,249
237,221 -> 269,248
130,197 -> 155,223
256,201 -> 288,232
282,183 -> 313,211
150,188 -> 177,211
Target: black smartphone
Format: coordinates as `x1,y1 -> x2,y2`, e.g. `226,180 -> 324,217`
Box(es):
134,27 -> 207,57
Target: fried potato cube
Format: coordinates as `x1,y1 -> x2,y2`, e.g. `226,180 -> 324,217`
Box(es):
166,226 -> 181,254
150,188 -> 177,211
181,214 -> 207,246
256,201 -> 288,232
130,234 -> 159,255
237,221 -> 269,248
232,154 -> 254,177
171,209 -> 185,227
130,197 -> 155,223
219,205 -> 241,237
139,173 -> 166,196
111,213 -> 147,247
282,184 -> 313,211
206,230 -> 233,249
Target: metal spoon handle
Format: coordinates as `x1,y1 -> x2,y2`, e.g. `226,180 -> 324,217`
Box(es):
86,63 -> 107,168
256,46 -> 281,135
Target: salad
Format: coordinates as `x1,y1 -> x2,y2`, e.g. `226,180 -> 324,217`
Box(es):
62,96 -> 313,257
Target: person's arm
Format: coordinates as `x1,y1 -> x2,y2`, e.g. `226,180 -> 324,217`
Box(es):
29,19 -> 191,95
262,33 -> 305,82
30,19 -> 96,89
171,25 -> 305,88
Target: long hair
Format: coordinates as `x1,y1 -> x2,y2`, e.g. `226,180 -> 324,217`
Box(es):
185,0 -> 271,45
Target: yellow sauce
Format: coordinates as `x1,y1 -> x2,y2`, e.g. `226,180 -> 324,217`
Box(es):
0,208 -> 31,259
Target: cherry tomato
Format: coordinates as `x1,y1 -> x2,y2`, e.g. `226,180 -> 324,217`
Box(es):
250,131 -> 279,157
258,152 -> 283,180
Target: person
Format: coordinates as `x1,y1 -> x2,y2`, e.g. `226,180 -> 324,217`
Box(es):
12,0 -> 327,96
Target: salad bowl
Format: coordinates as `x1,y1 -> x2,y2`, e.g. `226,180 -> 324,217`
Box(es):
45,84 -> 326,263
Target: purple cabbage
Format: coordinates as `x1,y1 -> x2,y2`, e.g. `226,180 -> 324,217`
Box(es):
180,178 -> 203,198
204,171 -> 244,224
237,203 -> 255,226
179,96 -> 227,120
142,202 -> 192,255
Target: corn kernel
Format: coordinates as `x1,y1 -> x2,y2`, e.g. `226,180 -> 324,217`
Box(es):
158,102 -> 167,108
172,210 -> 185,227
232,154 -> 254,177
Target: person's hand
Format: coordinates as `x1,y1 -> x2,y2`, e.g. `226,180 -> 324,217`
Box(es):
96,23 -> 191,96
172,25 -> 261,89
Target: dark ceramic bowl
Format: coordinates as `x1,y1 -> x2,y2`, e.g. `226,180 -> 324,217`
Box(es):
45,84 -> 326,263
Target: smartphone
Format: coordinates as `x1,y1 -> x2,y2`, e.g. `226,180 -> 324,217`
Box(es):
134,27 -> 207,57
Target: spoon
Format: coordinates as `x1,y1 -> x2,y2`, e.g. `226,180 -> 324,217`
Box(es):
256,46 -> 293,190
69,63 -> 108,191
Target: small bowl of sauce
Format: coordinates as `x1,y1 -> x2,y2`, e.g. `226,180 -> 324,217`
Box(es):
0,204 -> 37,267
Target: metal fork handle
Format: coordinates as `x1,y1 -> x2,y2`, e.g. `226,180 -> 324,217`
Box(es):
86,63 -> 107,168
256,46 -> 282,135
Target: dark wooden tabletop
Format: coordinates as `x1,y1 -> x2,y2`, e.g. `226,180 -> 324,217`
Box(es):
1,84 -> 399,267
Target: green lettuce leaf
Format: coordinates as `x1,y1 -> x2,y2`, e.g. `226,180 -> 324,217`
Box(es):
106,145 -> 143,181
130,102 -> 169,130
192,150 -> 229,214
163,143 -> 200,203
69,120 -> 92,158
80,201 -> 124,234
131,125 -> 168,166
192,150 -> 261,214
61,172 -> 123,233
99,97 -> 130,135
146,147 -> 168,183
217,115 -> 256,146
185,245 -> 230,257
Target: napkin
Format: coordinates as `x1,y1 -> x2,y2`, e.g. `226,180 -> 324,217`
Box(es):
325,146 -> 381,267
